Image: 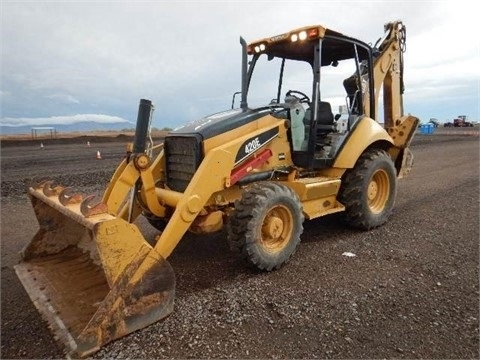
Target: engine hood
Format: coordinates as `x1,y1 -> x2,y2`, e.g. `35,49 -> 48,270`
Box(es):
169,107 -> 272,140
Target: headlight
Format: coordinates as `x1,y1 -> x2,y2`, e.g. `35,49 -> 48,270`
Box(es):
254,43 -> 266,53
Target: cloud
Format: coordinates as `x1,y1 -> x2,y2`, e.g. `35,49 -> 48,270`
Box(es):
0,114 -> 132,127
45,93 -> 80,104
1,0 -> 478,129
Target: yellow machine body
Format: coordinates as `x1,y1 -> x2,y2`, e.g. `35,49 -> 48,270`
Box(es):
14,20 -> 419,357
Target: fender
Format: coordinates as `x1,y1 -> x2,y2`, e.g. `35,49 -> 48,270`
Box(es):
333,117 -> 393,169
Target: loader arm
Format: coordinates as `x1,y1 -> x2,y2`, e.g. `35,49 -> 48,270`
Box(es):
102,116 -> 284,259
152,147 -> 234,257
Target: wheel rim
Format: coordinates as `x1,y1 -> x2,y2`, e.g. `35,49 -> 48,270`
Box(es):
367,169 -> 390,214
260,204 -> 293,253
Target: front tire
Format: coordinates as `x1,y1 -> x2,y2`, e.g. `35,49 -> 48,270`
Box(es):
338,149 -> 397,230
143,212 -> 168,231
227,182 -> 304,271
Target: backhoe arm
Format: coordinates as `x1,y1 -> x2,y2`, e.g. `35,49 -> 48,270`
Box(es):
371,21 -> 407,129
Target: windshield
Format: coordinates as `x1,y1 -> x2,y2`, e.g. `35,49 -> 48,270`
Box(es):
247,55 -> 313,108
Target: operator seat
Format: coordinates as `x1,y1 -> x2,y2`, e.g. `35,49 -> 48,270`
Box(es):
343,76 -> 361,114
316,101 -> 335,132
315,101 -> 335,151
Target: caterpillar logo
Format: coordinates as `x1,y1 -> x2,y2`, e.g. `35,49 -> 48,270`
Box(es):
235,127 -> 279,164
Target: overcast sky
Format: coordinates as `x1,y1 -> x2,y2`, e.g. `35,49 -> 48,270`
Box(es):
1,0 -> 479,130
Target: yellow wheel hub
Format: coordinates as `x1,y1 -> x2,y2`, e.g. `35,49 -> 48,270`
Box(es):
261,205 -> 293,252
368,169 -> 390,214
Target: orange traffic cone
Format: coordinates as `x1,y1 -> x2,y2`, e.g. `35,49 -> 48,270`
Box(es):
96,150 -> 102,159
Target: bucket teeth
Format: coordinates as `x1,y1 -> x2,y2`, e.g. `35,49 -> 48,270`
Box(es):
42,181 -> 65,197
59,187 -> 83,206
28,179 -> 49,190
81,195 -> 109,217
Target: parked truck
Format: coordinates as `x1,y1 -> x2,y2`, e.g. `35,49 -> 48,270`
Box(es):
454,115 -> 473,127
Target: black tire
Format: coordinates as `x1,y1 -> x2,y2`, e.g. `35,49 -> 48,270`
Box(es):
338,149 -> 397,230
227,182 -> 304,271
143,212 -> 168,231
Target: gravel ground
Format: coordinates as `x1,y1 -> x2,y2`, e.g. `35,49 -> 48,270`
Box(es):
1,127 -> 479,359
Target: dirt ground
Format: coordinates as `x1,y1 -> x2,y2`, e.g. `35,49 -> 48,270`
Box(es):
1,127 -> 479,359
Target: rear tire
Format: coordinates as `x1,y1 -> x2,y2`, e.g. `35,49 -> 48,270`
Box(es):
227,182 -> 304,271
338,149 -> 397,230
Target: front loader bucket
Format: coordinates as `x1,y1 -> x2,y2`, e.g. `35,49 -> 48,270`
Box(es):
14,183 -> 175,358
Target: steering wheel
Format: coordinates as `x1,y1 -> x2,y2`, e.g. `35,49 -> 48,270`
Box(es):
286,90 -> 310,104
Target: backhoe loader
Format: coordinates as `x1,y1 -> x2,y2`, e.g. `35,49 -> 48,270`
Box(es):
15,20 -> 419,357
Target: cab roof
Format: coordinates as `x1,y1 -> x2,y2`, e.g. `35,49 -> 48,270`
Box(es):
247,25 -> 370,65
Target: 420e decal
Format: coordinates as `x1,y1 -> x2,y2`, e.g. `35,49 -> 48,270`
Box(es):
234,127 -> 279,164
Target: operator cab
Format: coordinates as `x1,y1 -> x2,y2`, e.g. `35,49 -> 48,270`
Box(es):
243,26 -> 374,169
